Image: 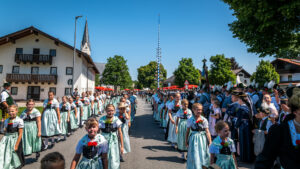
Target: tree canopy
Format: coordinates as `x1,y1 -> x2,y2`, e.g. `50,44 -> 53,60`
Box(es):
102,55 -> 132,89
137,61 -> 167,89
229,57 -> 242,70
223,0 -> 300,58
174,58 -> 200,87
250,60 -> 280,87
209,54 -> 236,85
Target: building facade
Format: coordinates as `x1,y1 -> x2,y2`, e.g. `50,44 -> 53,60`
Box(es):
0,25 -> 99,101
272,58 -> 300,87
232,68 -> 251,86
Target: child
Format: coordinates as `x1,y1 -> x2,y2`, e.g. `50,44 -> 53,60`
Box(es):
175,99 -> 192,160
41,91 -> 61,150
68,97 -> 79,131
70,118 -> 108,169
168,93 -> 181,148
59,96 -> 71,141
81,92 -> 90,122
209,99 -> 221,139
99,104 -> 124,169
186,103 -> 211,169
41,152 -> 65,169
0,105 -> 25,168
209,120 -> 238,169
116,102 -> 131,162
75,95 -> 84,127
20,99 -> 42,160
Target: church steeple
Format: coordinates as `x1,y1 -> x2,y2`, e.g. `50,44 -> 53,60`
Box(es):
81,18 -> 91,55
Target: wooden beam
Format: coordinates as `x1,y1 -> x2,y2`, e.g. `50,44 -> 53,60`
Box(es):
54,40 -> 59,46
6,37 -> 15,44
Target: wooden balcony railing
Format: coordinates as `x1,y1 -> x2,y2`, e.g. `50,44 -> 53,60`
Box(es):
6,74 -> 57,84
15,54 -> 53,64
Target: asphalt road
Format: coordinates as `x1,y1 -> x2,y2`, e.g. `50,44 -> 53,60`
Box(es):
23,97 -> 254,169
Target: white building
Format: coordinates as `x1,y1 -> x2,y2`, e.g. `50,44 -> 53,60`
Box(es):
0,22 -> 99,101
272,58 -> 300,88
232,68 -> 251,86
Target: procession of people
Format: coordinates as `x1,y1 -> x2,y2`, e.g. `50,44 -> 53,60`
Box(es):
0,82 -> 137,169
148,81 -> 300,169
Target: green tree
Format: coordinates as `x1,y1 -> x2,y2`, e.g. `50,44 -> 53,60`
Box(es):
102,55 -> 132,89
209,54 -> 236,85
95,74 -> 100,86
250,60 -> 280,87
222,0 -> 300,58
174,58 -> 200,87
230,57 -> 242,70
137,61 -> 167,89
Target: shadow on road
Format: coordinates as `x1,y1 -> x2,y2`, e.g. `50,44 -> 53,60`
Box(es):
146,156 -> 186,164
142,145 -> 176,152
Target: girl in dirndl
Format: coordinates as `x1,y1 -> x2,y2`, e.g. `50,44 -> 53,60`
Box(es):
0,105 -> 25,169
70,118 -> 108,169
93,93 -> 100,116
68,97 -> 79,131
175,99 -> 192,160
20,99 -> 42,161
59,96 -> 70,140
186,103 -> 211,169
88,91 -> 94,117
75,95 -> 84,127
167,93 -> 181,148
99,104 -> 124,169
116,102 -> 131,162
81,92 -> 90,122
41,91 -> 61,150
209,121 -> 238,169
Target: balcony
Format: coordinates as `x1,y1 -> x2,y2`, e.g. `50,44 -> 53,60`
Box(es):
15,54 -> 53,64
6,74 -> 57,84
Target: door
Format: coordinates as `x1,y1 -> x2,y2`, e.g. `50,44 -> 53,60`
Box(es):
27,86 -> 40,100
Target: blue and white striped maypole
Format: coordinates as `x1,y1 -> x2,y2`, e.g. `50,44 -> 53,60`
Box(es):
156,14 -> 161,89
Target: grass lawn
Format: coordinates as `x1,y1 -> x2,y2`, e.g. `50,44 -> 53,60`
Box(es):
0,107 -> 44,120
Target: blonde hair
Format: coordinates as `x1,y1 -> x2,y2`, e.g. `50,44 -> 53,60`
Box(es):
85,117 -> 98,128
181,99 -> 189,105
192,103 -> 203,110
215,120 -> 229,133
105,104 -> 115,110
8,104 -> 18,111
288,92 -> 300,113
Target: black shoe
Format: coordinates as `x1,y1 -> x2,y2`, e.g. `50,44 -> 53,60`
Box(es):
49,144 -> 54,149
35,152 -> 40,161
120,156 -> 125,162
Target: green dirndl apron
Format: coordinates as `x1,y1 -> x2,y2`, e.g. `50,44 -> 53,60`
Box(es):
41,108 -> 61,137
177,118 -> 189,152
82,105 -> 89,121
22,121 -> 41,155
77,156 -> 103,169
60,111 -> 69,135
70,110 -> 78,130
0,132 -> 21,169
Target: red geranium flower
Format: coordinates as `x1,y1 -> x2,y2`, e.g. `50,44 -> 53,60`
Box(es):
8,123 -> 13,125
184,111 -> 187,115
119,115 -> 123,119
296,140 -> 300,145
196,119 -> 203,124
221,142 -> 225,146
175,105 -> 180,107
87,141 -> 97,147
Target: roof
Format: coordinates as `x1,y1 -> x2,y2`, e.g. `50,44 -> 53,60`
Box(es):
0,26 -> 99,74
95,62 -> 106,75
164,75 -> 175,84
232,68 -> 251,77
81,19 -> 91,50
271,58 -> 300,67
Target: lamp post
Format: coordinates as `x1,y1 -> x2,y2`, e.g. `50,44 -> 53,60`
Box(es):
72,15 -> 82,93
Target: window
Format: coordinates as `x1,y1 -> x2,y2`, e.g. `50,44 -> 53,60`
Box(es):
12,66 -> 19,74
0,65 -> 3,73
16,48 -> 23,54
66,67 -> 73,75
67,79 -> 73,85
65,88 -> 71,95
244,80 -> 247,84
33,48 -> 40,55
11,87 -> 18,95
49,87 -> 56,95
239,73 -> 243,77
49,49 -> 56,57
50,67 -> 57,75
288,75 -> 293,81
31,67 -> 39,74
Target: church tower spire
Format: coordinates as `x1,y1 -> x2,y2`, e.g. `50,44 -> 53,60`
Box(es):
81,17 -> 91,55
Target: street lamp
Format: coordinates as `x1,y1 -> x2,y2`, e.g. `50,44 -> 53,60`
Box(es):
72,15 -> 82,93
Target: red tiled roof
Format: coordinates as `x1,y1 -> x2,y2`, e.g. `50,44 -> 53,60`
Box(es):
272,58 -> 300,67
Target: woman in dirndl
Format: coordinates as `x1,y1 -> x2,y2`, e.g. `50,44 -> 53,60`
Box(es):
20,99 -> 42,161
70,118 -> 108,169
116,102 -> 131,162
209,121 -> 237,169
186,103 -> 211,169
41,91 -> 61,150
88,91 -> 94,117
75,95 -> 84,127
68,97 -> 79,131
81,92 -> 90,122
99,104 -> 124,169
59,96 -> 70,140
175,99 -> 192,160
0,105 -> 25,169
93,93 -> 100,116
167,93 -> 181,148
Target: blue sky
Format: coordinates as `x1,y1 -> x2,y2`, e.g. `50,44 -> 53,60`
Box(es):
0,0 -> 273,80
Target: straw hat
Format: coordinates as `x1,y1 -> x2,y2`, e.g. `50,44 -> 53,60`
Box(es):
118,102 -> 126,108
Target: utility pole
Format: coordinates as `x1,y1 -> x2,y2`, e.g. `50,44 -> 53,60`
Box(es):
72,15 -> 82,93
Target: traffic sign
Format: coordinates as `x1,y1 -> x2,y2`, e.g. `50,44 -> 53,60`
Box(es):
184,80 -> 189,85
